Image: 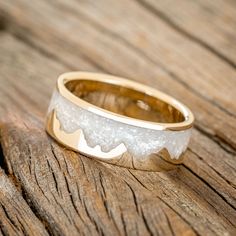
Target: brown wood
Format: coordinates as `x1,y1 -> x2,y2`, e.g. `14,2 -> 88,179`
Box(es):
0,0 -> 235,235
0,168 -> 48,235
137,0 -> 236,67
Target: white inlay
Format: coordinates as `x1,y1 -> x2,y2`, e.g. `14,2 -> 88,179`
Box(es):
48,91 -> 192,159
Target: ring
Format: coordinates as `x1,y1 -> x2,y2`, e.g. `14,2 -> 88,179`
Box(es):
46,72 -> 194,171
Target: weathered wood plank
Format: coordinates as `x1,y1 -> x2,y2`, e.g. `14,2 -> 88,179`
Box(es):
0,28 -> 235,235
0,0 -> 236,234
62,0 -> 236,115
0,168 -> 48,235
0,33 -> 197,236
2,117 -> 197,236
0,0 -> 235,187
0,0 -> 236,151
136,0 -> 236,67
1,115 -> 236,235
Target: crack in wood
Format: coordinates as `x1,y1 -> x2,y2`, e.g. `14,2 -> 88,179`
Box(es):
194,125 -> 236,154
1,120 -> 235,235
183,163 -> 236,223
1,10 -> 107,75
0,165 -> 49,235
0,1 -> 235,234
20,186 -> 53,235
188,147 -> 236,191
1,4 -> 236,154
140,207 -> 155,236
47,0 -> 236,120
163,210 -> 175,236
0,203 -> 20,232
135,0 -> 236,69
191,146 -> 236,189
0,143 -> 5,171
125,182 -> 140,214
127,170 -> 211,236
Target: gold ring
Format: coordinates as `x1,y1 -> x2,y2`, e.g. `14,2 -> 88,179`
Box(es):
46,72 -> 194,171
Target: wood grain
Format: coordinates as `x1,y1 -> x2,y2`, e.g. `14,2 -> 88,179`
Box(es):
0,0 -> 235,235
137,0 -> 236,67
0,168 -> 48,235
1,0 -> 236,150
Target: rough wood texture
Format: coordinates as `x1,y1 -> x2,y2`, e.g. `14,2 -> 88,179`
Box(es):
0,0 -> 235,235
0,168 -> 48,236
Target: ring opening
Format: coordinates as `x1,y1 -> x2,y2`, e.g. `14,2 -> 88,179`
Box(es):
65,80 -> 185,123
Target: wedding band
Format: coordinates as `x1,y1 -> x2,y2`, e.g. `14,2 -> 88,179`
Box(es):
46,72 -> 194,171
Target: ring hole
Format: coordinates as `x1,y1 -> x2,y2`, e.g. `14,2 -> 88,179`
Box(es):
65,80 -> 185,123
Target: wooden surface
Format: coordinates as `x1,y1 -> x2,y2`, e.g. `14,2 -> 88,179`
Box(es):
0,0 -> 236,235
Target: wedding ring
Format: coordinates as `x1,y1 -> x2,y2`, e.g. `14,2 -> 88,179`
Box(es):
46,72 -> 194,171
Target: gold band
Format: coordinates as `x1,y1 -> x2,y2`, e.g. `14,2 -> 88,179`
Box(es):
46,72 -> 194,171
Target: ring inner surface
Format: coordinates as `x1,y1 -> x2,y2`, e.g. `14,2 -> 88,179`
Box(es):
65,80 -> 185,123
